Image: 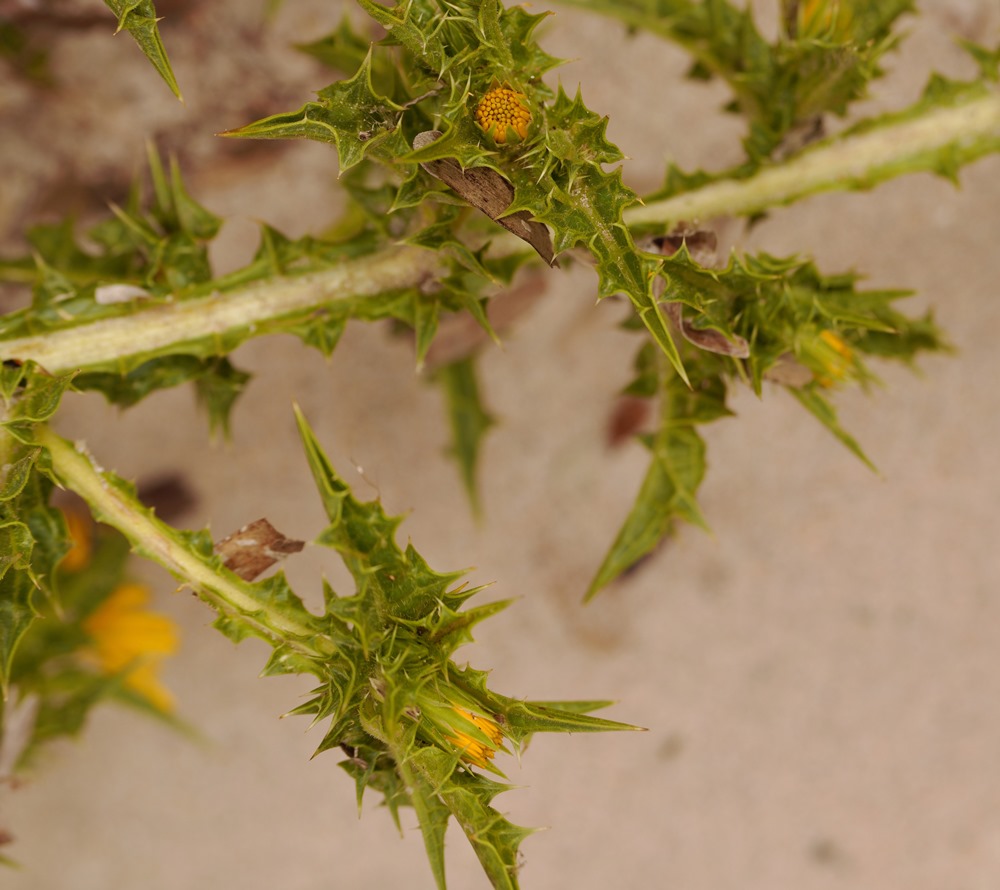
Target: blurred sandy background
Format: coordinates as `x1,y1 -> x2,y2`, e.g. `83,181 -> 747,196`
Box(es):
2,0 -> 1000,887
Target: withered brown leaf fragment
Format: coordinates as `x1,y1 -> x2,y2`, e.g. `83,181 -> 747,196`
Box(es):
663,302 -> 751,359
412,131 -> 557,266
643,229 -> 750,359
644,228 -> 719,269
214,518 -> 304,582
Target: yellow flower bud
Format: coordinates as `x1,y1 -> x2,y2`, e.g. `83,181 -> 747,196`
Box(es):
443,705 -> 505,768
810,329 -> 854,386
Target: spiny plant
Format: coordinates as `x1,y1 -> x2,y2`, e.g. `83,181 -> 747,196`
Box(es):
1,0 -> 999,886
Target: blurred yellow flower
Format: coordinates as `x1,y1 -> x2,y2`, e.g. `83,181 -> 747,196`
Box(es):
798,328 -> 855,387
443,705 -> 504,769
59,508 -> 93,572
797,0 -> 855,41
816,329 -> 854,385
83,583 -> 179,712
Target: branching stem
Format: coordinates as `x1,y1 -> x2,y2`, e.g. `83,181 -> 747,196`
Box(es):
2,245 -> 446,374
626,91 -> 1000,227
37,426 -> 333,657
4,92 -> 998,376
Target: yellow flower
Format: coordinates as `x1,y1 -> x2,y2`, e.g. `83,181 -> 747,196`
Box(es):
475,86 -> 531,145
443,705 -> 505,768
83,583 -> 179,712
59,508 -> 93,572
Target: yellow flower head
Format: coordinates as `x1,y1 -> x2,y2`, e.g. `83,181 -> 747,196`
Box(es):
83,583 -> 179,712
475,86 -> 531,145
443,705 -> 505,769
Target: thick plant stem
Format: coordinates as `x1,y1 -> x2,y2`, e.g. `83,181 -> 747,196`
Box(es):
36,425 -> 331,655
626,91 -> 1000,228
1,245 -> 446,374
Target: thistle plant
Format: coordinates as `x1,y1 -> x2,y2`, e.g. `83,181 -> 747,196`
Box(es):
1,0 -> 999,886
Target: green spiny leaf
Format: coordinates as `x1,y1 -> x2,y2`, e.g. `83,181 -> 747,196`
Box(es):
435,354 -> 495,515
295,405 -> 466,623
157,149 -> 222,240
788,383 -> 876,471
500,697 -> 644,742
587,352 -> 729,600
103,0 -> 182,99
505,85 -> 689,381
0,365 -> 74,427
398,758 -> 451,890
445,663 -> 642,742
0,568 -> 38,698
76,355 -> 247,418
356,0 -> 441,69
0,449 -> 40,503
0,459 -> 67,699
193,358 -> 251,438
426,598 -> 512,656
499,4 -> 562,81
408,745 -> 533,890
0,523 -> 33,585
554,0 -> 913,161
223,48 -> 407,174
0,361 -> 27,403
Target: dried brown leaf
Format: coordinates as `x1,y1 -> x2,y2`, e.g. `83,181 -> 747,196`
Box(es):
413,130 -> 556,266
214,518 -> 304,582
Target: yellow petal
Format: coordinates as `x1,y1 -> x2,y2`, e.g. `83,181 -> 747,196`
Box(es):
83,583 -> 179,712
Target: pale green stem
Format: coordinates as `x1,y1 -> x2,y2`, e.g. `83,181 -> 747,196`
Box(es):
1,244 -> 446,374
36,425 -> 332,657
3,93 -> 999,376
626,91 -> 1000,228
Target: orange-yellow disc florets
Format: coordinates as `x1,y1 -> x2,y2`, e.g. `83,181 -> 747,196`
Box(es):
475,87 -> 531,145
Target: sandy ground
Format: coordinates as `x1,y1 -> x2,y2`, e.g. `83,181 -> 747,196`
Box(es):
2,1 -> 1000,888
